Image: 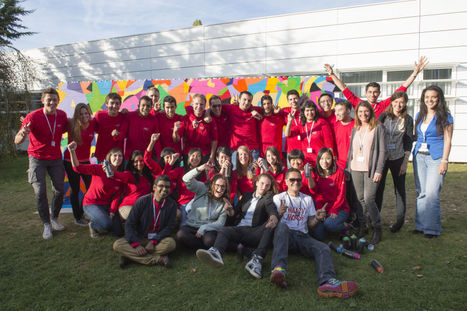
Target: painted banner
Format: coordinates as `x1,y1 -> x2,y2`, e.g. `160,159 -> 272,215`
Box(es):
57,76 -> 339,210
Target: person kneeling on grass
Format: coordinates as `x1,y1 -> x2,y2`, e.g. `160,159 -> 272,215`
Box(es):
196,173 -> 279,279
269,168 -> 358,298
113,175 -> 177,268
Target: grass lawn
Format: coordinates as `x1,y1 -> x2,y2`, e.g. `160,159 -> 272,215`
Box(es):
0,156 -> 466,310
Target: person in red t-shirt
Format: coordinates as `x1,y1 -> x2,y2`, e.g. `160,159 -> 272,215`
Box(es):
147,87 -> 162,115
156,95 -> 183,154
123,96 -> 160,161
94,93 -> 127,162
235,145 -> 260,200
209,95 -> 230,148
324,56 -> 428,118
257,146 -> 287,192
318,93 -> 337,126
286,100 -> 335,166
282,90 -> 302,156
259,95 -> 285,158
63,103 -> 95,227
175,94 -> 218,163
15,88 -> 68,239
68,142 -> 125,238
112,150 -> 156,220
286,149 -> 315,197
311,148 -> 350,241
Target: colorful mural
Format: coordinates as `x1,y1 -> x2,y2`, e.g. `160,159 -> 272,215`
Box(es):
57,76 -> 339,209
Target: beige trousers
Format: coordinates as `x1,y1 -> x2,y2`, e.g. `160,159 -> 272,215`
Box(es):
113,237 -> 176,265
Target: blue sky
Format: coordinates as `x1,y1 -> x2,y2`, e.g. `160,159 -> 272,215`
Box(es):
14,0 -> 393,50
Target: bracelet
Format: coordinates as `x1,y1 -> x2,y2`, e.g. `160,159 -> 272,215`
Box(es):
441,159 -> 449,163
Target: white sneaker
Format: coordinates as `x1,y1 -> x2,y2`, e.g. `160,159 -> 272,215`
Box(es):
245,254 -> 263,279
89,222 -> 99,238
51,218 -> 65,231
43,223 -> 53,240
196,247 -> 224,268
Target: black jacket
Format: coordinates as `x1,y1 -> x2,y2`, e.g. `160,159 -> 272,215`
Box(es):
227,192 -> 278,227
124,193 -> 177,245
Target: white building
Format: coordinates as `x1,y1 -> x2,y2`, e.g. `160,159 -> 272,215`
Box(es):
22,0 -> 467,162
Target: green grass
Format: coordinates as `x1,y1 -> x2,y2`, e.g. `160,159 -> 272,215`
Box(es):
1,156 -> 466,310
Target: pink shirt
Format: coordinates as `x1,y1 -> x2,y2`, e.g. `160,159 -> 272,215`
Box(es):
350,127 -> 376,172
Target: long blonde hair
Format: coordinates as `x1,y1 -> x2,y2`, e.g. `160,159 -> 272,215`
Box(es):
70,103 -> 92,145
236,145 -> 253,179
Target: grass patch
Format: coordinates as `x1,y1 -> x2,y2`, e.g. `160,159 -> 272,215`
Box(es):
0,156 -> 466,310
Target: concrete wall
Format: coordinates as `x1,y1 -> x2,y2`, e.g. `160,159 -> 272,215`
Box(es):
22,0 -> 467,162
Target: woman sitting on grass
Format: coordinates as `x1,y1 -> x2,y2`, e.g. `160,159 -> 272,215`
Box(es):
68,142 -> 124,238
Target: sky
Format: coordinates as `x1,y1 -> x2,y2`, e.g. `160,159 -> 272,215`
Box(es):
13,0 -> 394,50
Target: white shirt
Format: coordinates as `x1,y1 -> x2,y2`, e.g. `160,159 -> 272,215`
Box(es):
237,196 -> 260,227
273,192 -> 315,234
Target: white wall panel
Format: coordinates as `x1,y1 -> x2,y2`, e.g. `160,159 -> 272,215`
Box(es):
150,41 -> 204,57
206,33 -> 265,52
420,12 -> 467,32
151,54 -> 204,70
265,10 -> 338,32
337,0 -> 418,24
151,66 -> 205,79
205,19 -> 266,39
205,62 -> 265,77
205,47 -> 266,65
421,0 -> 467,15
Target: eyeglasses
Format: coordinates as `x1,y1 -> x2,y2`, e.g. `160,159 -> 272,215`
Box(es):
288,178 -> 302,184
214,183 -> 226,189
211,105 -> 221,108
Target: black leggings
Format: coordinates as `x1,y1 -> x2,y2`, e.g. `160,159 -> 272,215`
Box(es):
64,160 -> 92,221
176,225 -> 217,249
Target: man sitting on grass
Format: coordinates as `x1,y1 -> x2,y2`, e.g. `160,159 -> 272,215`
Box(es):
196,173 -> 279,279
113,175 -> 177,268
269,168 -> 358,298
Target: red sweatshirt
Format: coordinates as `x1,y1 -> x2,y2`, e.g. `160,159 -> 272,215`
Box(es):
179,114 -> 217,156
123,111 -> 159,160
321,110 -> 336,126
342,85 -> 407,119
222,104 -> 261,150
333,119 -> 355,169
299,119 -> 335,165
259,113 -> 285,157
73,164 -> 124,213
112,171 -> 153,208
179,170 -> 207,205
64,119 -> 96,162
21,108 -> 68,160
282,107 -> 302,153
94,111 -> 127,161
313,168 -> 349,214
156,112 -> 183,154
212,113 -> 230,148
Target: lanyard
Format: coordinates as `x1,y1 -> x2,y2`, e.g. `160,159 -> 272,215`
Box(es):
43,110 -> 57,142
305,121 -> 315,147
388,118 -> 400,143
286,192 -> 302,226
152,198 -> 166,232
358,127 -> 368,152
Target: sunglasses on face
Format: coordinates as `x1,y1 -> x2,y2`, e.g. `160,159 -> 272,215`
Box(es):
288,178 -> 302,184
211,105 -> 221,108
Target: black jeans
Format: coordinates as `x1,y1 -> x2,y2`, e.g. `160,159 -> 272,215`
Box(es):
375,156 -> 406,228
214,223 -> 274,258
346,174 -> 365,225
176,225 -> 217,249
271,223 -> 336,285
64,160 -> 92,221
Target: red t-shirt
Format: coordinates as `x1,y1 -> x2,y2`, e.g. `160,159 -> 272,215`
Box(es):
21,108 -> 68,160
268,168 -> 287,192
299,119 -> 335,165
222,104 -> 261,150
313,168 -> 349,214
282,107 -> 302,153
112,171 -> 153,208
156,112 -> 183,154
179,114 -> 217,156
73,164 -> 124,213
259,113 -> 285,157
94,111 -> 127,161
124,111 -> 159,160
342,85 -> 407,119
179,170 -> 208,205
333,119 -> 355,169
321,110 -> 336,126
212,113 -> 230,148
64,119 -> 96,162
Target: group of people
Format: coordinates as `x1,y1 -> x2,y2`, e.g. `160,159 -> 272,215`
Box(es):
15,56 -> 454,299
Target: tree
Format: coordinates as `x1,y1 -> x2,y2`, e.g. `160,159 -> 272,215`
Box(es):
0,0 -> 36,158
192,19 -> 202,27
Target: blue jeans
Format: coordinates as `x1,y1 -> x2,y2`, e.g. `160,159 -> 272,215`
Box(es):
179,203 -> 188,227
413,153 -> 445,235
313,210 -> 349,241
83,204 -> 112,231
231,148 -> 260,170
271,222 -> 336,285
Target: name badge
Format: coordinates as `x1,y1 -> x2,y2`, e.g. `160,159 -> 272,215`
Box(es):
297,135 -> 301,141
307,147 -> 313,153
357,156 -> 365,163
51,141 -> 56,147
387,143 -> 396,150
148,233 -> 157,239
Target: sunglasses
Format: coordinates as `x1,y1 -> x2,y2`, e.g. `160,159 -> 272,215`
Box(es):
288,178 -> 302,183
211,105 -> 221,108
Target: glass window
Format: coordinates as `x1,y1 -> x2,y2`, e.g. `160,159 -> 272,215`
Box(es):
341,71 -> 382,83
424,69 -> 451,80
387,70 -> 412,82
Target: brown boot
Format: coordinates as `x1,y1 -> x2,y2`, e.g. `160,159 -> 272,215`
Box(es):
370,228 -> 382,244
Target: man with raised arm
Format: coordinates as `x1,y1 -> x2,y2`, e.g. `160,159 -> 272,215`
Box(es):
269,168 -> 358,298
324,56 -> 428,118
14,88 -> 69,239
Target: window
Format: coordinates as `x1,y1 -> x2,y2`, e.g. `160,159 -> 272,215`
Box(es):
424,69 -> 451,80
387,70 -> 412,82
341,71 -> 382,83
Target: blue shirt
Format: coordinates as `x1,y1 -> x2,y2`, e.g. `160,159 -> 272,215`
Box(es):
414,113 -> 453,160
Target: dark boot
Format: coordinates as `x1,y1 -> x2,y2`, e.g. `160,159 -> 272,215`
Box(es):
370,228 -> 382,244
357,224 -> 368,238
